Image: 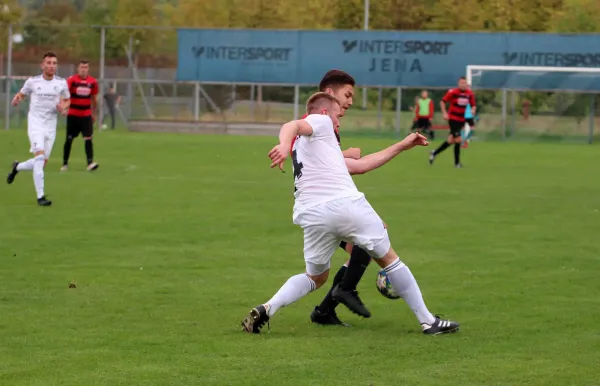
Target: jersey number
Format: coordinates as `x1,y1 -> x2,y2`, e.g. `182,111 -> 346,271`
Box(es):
291,150 -> 303,180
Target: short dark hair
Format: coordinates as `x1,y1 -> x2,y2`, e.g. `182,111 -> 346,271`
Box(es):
79,60 -> 89,65
43,51 -> 57,60
319,70 -> 355,92
459,76 -> 467,81
306,92 -> 340,114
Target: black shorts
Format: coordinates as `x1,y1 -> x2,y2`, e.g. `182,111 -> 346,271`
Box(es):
465,118 -> 475,127
448,120 -> 464,138
66,115 -> 93,138
415,117 -> 431,130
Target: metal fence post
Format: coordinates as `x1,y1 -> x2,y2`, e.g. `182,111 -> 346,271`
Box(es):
501,88 -> 507,140
377,87 -> 382,132
509,90 -> 516,139
293,85 -> 299,120
127,34 -> 134,119
250,84 -> 255,119
98,26 -> 105,129
5,24 -> 12,130
395,87 -> 402,137
194,82 -> 200,120
588,94 -> 595,144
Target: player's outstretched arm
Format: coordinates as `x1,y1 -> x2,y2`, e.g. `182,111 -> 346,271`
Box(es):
268,120 -> 314,169
345,132 -> 429,175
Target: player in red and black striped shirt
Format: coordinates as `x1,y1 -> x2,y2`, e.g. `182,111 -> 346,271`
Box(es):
429,76 -> 475,168
61,60 -> 99,172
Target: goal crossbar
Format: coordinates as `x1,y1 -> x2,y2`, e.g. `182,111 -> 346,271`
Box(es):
466,65 -> 600,86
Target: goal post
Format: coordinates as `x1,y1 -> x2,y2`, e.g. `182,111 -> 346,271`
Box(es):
465,65 -> 599,143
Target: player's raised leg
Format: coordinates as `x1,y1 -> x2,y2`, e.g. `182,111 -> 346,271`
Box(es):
343,196 -> 459,334
375,247 -> 459,334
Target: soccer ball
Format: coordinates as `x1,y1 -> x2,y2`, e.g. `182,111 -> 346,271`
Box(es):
376,269 -> 400,300
101,124 -> 107,130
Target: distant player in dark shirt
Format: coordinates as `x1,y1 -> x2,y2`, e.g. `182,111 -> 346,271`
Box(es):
429,77 -> 475,168
103,86 -> 120,130
61,60 -> 99,172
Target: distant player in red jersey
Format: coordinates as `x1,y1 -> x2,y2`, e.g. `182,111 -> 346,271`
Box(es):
429,76 -> 475,168
61,60 -> 99,172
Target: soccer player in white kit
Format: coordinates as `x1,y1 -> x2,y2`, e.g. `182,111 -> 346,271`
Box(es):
6,52 -> 70,206
242,92 -> 460,335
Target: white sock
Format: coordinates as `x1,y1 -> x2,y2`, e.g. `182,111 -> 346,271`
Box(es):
265,273 -> 316,317
32,155 -> 45,199
16,158 -> 35,171
384,258 -> 436,325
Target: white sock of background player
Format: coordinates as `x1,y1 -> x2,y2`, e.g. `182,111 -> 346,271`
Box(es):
384,258 -> 436,325
32,154 -> 45,199
264,273 -> 316,317
16,158 -> 35,171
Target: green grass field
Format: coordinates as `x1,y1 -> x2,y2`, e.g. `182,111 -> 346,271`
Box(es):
1,129 -> 599,385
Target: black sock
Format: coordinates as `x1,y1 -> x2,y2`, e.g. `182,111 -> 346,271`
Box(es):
63,137 -> 73,166
84,139 -> 94,165
339,245 -> 371,291
317,265 -> 347,313
433,141 -> 450,156
454,143 -> 461,165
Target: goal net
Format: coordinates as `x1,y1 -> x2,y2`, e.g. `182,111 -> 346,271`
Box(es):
466,65 -> 599,142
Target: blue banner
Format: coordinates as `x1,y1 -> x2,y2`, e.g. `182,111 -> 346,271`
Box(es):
177,29 -> 600,90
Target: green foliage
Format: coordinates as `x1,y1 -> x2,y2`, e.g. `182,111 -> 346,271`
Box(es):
550,0 -> 600,33
8,0 -> 600,111
0,0 -> 24,51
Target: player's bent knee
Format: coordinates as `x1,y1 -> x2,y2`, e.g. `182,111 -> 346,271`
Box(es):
34,150 -> 45,157
344,242 -> 354,254
83,136 -> 93,140
372,247 -> 399,268
308,271 -> 329,289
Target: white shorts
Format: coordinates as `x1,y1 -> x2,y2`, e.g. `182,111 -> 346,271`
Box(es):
294,195 -> 391,276
28,129 -> 56,160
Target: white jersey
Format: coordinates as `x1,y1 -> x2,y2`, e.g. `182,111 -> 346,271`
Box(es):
20,75 -> 70,132
291,114 -> 362,219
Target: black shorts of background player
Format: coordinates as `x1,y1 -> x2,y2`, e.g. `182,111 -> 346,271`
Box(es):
414,117 -> 435,140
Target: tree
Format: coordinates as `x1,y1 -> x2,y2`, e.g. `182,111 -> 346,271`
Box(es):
333,0 -> 364,30
551,0 -> 600,32
426,0 -> 485,31
370,0 -> 431,31
21,1 -> 86,62
107,0 -> 161,62
0,0 -> 25,52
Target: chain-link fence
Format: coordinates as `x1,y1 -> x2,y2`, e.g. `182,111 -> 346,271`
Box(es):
0,24 -> 597,143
